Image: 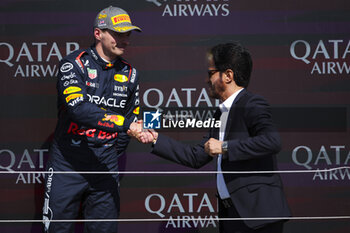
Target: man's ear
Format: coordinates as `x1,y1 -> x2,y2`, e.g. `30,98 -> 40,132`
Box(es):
94,28 -> 102,41
224,69 -> 234,84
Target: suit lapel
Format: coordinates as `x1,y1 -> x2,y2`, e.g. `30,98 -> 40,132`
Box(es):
224,89 -> 247,140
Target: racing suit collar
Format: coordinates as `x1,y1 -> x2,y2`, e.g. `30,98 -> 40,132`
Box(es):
89,45 -> 122,70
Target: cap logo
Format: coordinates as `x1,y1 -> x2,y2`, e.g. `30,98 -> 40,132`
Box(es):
111,14 -> 131,25
113,26 -> 135,32
98,14 -> 107,19
98,20 -> 106,27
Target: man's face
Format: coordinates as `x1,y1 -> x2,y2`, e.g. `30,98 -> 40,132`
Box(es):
99,29 -> 131,58
207,57 -> 225,99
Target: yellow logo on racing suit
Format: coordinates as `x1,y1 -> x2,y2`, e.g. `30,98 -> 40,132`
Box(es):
133,107 -> 140,115
111,14 -> 131,25
63,86 -> 82,95
114,74 -> 128,83
102,114 -> 125,126
65,94 -> 83,103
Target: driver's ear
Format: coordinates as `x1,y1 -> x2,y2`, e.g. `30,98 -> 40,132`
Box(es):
94,28 -> 103,41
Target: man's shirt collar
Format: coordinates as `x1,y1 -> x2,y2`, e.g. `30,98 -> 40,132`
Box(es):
219,88 -> 244,113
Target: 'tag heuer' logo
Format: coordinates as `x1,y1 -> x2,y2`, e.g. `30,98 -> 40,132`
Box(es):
87,68 -> 97,79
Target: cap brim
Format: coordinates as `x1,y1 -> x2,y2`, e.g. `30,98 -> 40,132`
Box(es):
113,25 -> 142,33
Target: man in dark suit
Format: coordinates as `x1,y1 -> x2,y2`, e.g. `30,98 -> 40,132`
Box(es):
129,42 -> 291,233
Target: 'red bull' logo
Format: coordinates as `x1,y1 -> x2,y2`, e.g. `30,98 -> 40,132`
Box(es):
106,63 -> 114,68
67,122 -> 118,140
102,114 -> 125,126
133,107 -> 140,115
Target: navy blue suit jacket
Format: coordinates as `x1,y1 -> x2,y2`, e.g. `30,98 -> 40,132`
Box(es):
152,89 -> 291,229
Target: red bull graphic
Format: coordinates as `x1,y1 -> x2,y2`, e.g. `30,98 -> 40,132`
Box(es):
102,114 -> 125,126
133,106 -> 140,115
67,122 -> 118,139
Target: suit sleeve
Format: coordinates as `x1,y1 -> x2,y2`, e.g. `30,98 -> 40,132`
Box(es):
57,58 -> 133,133
151,133 -> 213,169
226,95 -> 281,161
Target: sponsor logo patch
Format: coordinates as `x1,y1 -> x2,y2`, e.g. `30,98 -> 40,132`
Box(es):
98,20 -> 107,27
106,63 -> 114,68
61,72 -> 77,81
63,79 -> 78,87
113,93 -> 128,97
66,93 -> 83,103
114,85 -> 128,92
111,14 -> 131,25
68,96 -> 83,107
114,74 -> 128,83
133,107 -> 140,115
102,114 -> 125,126
67,122 -> 118,140
114,26 -> 135,32
98,14 -> 107,19
130,68 -> 137,83
63,86 -> 81,95
86,81 -> 99,88
60,62 -> 73,73
87,68 -> 97,79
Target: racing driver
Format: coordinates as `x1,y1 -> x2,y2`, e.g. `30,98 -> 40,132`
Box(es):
43,6 -> 141,233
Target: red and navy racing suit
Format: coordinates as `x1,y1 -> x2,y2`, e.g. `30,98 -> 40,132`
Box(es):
43,46 -> 140,233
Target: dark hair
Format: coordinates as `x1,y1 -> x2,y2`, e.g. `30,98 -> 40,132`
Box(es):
210,42 -> 253,88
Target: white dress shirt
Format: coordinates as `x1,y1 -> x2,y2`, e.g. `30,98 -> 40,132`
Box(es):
217,88 -> 244,199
